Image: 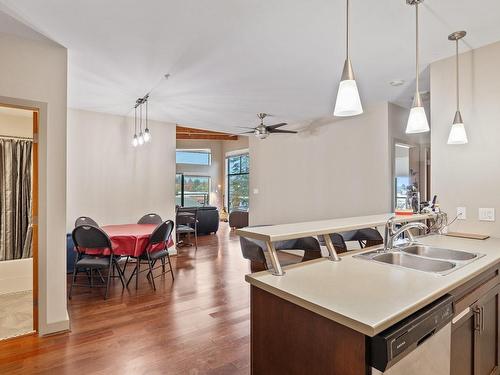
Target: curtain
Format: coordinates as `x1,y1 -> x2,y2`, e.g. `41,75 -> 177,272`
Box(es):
0,138 -> 33,261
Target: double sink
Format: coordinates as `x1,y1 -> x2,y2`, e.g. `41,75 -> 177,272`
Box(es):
354,244 -> 484,275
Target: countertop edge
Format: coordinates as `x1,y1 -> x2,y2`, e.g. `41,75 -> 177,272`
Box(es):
245,254 -> 500,337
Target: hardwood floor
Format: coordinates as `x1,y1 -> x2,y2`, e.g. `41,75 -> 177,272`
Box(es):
0,224 -> 255,375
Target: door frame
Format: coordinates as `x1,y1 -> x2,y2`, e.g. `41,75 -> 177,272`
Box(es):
0,101 -> 40,336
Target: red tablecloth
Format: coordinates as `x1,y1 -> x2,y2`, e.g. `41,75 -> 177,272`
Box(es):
83,224 -> 174,257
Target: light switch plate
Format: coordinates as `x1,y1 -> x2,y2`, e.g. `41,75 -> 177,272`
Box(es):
253,188 -> 259,195
457,207 -> 467,220
479,208 -> 495,222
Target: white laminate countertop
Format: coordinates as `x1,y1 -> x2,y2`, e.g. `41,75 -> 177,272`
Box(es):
245,234 -> 500,337
236,213 -> 433,242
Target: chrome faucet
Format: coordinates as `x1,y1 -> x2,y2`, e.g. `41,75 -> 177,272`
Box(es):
383,217 -> 428,252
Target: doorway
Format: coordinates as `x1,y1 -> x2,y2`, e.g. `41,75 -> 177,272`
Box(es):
0,104 -> 38,340
394,142 -> 430,210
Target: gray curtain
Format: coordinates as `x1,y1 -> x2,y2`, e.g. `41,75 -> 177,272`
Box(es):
0,138 -> 33,261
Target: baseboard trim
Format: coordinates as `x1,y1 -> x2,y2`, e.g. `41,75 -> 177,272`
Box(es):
40,317 -> 70,336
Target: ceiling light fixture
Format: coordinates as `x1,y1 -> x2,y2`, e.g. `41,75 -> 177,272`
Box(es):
131,107 -> 139,147
447,31 -> 468,145
133,94 -> 150,147
334,0 -> 363,117
130,74 -> 170,147
390,80 -> 405,87
405,0 -> 430,134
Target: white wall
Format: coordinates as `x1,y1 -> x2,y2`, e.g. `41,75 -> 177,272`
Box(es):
0,259 -> 32,294
431,40 -> 500,236
67,109 -> 177,232
249,103 -> 391,225
0,33 -> 68,334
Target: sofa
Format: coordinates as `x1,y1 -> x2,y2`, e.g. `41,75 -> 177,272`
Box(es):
177,206 -> 220,235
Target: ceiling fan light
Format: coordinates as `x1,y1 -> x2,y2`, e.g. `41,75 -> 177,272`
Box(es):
406,106 -> 429,134
334,79 -> 363,117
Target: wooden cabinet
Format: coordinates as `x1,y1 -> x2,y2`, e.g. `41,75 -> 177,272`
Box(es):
451,277 -> 500,375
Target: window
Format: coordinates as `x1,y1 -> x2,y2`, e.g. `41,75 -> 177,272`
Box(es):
176,174 -> 210,207
176,149 -> 211,165
227,153 -> 249,212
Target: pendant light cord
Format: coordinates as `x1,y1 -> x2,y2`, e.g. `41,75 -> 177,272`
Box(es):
415,3 -> 420,98
134,107 -> 137,135
456,39 -> 460,111
346,0 -> 350,59
139,104 -> 143,133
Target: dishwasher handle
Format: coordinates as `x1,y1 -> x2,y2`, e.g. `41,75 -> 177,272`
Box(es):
417,328 -> 436,346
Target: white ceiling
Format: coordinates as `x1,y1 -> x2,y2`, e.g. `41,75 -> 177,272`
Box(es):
1,0 -> 500,133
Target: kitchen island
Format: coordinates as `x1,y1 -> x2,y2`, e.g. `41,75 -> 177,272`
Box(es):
240,218 -> 500,374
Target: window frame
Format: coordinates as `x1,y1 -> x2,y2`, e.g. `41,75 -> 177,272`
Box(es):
176,149 -> 212,166
226,153 -> 249,213
176,173 -> 211,207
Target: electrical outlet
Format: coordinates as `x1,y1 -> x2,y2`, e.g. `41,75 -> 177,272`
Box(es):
479,208 -> 495,222
457,207 -> 467,220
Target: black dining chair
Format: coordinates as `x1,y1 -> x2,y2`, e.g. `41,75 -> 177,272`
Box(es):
137,213 -> 162,225
175,208 -> 198,250
126,220 -> 175,290
69,225 -> 125,300
75,216 -> 99,227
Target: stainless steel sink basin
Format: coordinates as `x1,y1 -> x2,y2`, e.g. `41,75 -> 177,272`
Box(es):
353,242 -> 485,275
372,252 -> 456,273
401,245 -> 477,261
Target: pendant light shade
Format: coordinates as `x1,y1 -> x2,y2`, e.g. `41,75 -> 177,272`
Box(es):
143,128 -> 151,143
407,105 -> 430,134
334,0 -> 363,117
406,0 -> 429,134
448,119 -> 468,144
447,31 -> 468,145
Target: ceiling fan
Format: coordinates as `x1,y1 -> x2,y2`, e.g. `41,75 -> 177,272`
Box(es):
240,113 -> 297,139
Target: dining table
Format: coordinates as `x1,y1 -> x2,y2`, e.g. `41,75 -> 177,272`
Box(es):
96,223 -> 174,257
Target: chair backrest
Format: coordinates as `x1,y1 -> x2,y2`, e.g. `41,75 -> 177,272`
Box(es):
176,207 -> 198,226
72,225 -> 112,254
75,216 -> 99,227
148,220 -> 175,247
138,213 -> 162,225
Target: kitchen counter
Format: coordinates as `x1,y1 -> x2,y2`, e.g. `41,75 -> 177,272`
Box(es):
246,234 -> 500,336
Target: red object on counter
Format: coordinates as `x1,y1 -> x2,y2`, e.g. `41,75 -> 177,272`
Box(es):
395,210 -> 415,216
81,224 -> 174,257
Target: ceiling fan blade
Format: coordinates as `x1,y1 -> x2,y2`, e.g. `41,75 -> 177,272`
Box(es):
268,129 -> 297,134
266,123 -> 287,129
237,126 -> 257,130
239,131 -> 255,134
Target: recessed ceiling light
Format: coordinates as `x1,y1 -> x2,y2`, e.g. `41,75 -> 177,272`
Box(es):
390,80 -> 405,86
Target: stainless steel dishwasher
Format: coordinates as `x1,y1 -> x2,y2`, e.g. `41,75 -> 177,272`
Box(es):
370,294 -> 454,375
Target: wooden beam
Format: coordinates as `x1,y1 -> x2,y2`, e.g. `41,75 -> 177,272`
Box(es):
176,125 -> 239,141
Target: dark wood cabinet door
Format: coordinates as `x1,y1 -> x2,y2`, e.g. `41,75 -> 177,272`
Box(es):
451,307 -> 475,375
474,285 -> 500,375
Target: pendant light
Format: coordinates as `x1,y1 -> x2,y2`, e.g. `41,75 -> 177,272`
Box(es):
143,99 -> 151,143
138,104 -> 145,145
131,107 -> 139,147
405,0 -> 430,134
447,31 -> 468,144
334,0 -> 363,117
